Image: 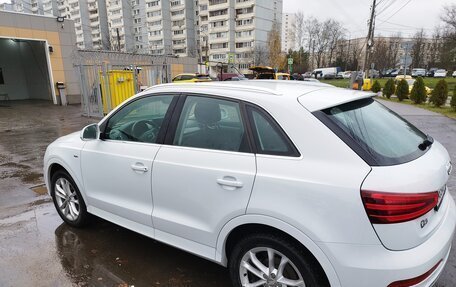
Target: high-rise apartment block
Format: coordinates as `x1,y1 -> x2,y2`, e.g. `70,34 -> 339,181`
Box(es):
1,0 -> 283,72
281,12 -> 295,52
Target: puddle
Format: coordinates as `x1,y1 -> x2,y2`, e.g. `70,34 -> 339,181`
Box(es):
31,184 -> 48,195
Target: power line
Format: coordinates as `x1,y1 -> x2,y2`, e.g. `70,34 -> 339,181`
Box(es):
379,0 -> 413,24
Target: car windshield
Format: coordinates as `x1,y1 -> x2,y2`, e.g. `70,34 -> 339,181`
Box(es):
321,98 -> 428,165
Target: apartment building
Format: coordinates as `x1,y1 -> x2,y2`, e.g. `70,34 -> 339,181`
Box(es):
197,0 -> 282,74
1,0 -> 109,50
58,0 -> 110,50
281,12 -> 295,52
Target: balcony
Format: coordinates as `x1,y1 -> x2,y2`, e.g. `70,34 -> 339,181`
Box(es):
170,2 -> 184,11
235,0 -> 253,9
90,20 -> 100,27
89,12 -> 98,19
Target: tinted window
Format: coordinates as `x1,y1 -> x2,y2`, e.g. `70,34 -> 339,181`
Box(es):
105,95 -> 175,143
320,98 -> 428,165
173,96 -> 248,152
247,106 -> 298,156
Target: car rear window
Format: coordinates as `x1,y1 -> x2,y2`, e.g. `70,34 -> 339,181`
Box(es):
315,98 -> 429,166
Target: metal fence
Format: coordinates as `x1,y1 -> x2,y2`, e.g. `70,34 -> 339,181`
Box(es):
76,62 -> 170,118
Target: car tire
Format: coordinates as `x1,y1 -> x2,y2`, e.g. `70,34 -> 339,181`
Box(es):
228,233 -> 329,287
51,170 -> 91,227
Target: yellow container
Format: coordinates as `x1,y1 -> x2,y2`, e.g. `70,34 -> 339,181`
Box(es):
100,70 -> 135,114
362,79 -> 373,91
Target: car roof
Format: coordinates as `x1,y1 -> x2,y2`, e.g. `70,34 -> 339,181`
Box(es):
143,80 -> 374,112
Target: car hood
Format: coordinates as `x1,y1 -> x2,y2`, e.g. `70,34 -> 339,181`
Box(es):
50,131 -> 82,145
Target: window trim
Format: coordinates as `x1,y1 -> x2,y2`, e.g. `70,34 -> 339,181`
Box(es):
164,93 -> 253,154
245,104 -> 301,157
99,93 -> 180,145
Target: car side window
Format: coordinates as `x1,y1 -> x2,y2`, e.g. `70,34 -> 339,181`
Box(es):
247,106 -> 299,157
173,96 -> 249,152
104,95 -> 175,143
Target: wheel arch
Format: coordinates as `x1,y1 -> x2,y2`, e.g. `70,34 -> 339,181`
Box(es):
45,157 -> 86,201
216,214 -> 341,287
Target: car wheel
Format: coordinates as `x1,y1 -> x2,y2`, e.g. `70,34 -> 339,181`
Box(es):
229,233 -> 329,287
51,170 -> 90,227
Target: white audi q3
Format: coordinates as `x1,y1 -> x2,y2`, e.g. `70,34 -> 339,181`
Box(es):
44,80 -> 455,287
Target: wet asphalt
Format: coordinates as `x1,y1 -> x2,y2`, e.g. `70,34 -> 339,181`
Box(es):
0,99 -> 455,287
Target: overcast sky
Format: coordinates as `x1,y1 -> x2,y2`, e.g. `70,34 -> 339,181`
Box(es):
283,0 -> 453,38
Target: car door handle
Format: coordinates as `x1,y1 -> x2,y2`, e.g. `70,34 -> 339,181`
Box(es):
217,178 -> 243,188
131,163 -> 148,173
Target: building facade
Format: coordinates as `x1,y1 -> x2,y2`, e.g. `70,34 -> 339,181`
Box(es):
281,12 -> 295,53
2,0 -> 283,72
197,0 -> 282,74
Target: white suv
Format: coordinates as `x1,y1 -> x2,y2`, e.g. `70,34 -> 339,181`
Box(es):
44,81 -> 455,287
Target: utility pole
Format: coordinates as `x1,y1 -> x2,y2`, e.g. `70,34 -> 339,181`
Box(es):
116,28 -> 121,51
363,0 -> 377,78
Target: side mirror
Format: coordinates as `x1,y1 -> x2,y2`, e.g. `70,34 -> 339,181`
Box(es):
80,124 -> 99,141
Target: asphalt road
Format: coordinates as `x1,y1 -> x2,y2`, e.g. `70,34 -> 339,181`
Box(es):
0,99 -> 455,287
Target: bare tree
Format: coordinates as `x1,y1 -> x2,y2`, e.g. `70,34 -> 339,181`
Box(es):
252,44 -> 268,66
387,33 -> 402,68
292,11 -> 305,49
326,20 -> 345,66
411,30 -> 426,69
371,37 -> 390,72
441,4 -> 456,31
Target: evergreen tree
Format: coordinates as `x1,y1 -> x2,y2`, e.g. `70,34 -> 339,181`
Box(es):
371,80 -> 382,93
383,79 -> 395,99
430,79 -> 449,107
396,79 -> 409,101
410,77 -> 427,104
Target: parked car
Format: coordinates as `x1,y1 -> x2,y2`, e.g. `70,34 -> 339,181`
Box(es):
412,68 -> 427,77
45,81 -> 455,287
453,71 -> 456,78
302,71 -> 313,78
434,69 -> 448,78
384,68 -> 400,77
172,73 -> 212,83
427,68 -> 439,77
341,71 -> 352,79
249,66 -> 290,80
218,73 -> 247,81
312,67 -> 341,79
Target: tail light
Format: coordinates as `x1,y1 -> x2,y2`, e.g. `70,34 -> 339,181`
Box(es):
361,190 -> 438,224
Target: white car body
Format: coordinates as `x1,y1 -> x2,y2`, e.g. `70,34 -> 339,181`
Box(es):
44,81 -> 455,287
452,71 -> 456,78
412,68 -> 426,77
434,70 -> 447,78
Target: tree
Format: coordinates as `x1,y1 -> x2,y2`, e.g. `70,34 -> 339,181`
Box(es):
411,30 -> 426,69
450,85 -> 456,111
252,44 -> 268,66
410,77 -> 427,104
267,22 -> 284,69
396,79 -> 409,101
372,80 -> 382,93
383,79 -> 395,99
430,79 -> 449,107
326,20 -> 345,66
441,4 -> 456,30
371,37 -> 390,73
292,11 -> 305,50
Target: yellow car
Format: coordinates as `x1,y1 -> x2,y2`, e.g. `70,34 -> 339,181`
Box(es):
172,73 -> 212,83
249,66 -> 290,80
395,75 -> 432,95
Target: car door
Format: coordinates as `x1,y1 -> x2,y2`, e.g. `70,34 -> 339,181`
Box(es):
81,94 -> 177,228
151,95 -> 256,247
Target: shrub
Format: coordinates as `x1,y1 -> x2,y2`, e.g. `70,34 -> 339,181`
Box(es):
372,80 -> 382,93
450,85 -> 456,110
396,79 -> 409,101
410,77 -> 427,104
383,79 -> 395,99
430,79 -> 449,107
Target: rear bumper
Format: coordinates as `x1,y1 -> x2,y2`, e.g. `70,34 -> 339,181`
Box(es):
318,194 -> 456,287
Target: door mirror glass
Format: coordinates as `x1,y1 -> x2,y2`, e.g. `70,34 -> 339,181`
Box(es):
81,124 -> 99,140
